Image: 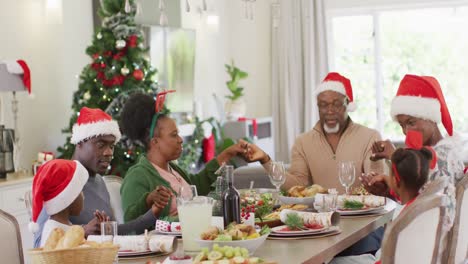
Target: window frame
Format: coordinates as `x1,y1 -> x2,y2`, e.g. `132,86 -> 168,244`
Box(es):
325,0 -> 468,139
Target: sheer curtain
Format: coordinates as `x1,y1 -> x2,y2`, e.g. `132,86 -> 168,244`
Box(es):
271,0 -> 329,162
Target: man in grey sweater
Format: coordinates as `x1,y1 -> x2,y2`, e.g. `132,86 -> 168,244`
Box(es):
34,107 -> 170,247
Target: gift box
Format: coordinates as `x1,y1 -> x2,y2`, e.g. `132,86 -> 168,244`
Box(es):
32,151 -> 55,175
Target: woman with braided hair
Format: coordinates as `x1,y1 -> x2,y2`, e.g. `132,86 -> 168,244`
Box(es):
119,92 -> 265,222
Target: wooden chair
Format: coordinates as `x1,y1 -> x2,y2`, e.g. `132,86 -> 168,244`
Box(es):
420,177 -> 448,198
380,194 -> 447,264
0,209 -> 24,264
446,174 -> 468,264
102,175 -> 124,224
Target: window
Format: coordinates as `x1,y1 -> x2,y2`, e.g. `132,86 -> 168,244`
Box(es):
328,4 -> 468,140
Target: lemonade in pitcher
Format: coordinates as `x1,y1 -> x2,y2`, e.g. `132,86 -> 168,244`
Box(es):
178,196 -> 213,252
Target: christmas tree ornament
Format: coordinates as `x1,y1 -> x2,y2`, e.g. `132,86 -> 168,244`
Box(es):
116,39 -> 126,49
97,32 -> 102,39
124,0 -> 132,13
83,91 -> 91,101
127,35 -> 138,48
132,69 -> 144,81
121,66 -> 130,75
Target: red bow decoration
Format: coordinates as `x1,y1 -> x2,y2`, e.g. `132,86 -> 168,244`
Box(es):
155,90 -> 176,113
405,130 -> 437,169
16,60 -> 31,94
238,117 -> 258,138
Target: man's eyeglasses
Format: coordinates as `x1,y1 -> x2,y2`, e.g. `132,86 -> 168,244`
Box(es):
317,100 -> 346,112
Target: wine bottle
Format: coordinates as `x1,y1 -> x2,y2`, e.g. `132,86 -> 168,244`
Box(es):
222,165 -> 240,227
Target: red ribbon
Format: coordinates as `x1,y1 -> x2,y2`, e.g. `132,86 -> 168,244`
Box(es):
392,163 -> 401,184
404,130 -> 437,169
155,90 -> 176,113
237,117 -> 257,137
16,60 -> 31,94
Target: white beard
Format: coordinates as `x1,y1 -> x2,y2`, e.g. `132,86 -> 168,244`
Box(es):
324,123 -> 340,134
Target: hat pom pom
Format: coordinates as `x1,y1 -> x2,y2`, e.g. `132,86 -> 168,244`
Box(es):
28,221 -> 39,233
347,102 -> 357,112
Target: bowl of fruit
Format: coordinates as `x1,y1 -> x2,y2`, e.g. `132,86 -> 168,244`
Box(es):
193,245 -> 266,264
196,224 -> 270,255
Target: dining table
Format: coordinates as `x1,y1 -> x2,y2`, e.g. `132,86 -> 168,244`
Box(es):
120,200 -> 397,264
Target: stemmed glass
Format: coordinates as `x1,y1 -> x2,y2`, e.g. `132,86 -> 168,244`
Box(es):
338,161 -> 356,195
178,185 -> 198,201
269,161 -> 286,204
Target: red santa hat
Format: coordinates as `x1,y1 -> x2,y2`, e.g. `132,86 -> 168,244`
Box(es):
391,74 -> 453,136
70,107 -> 122,144
28,159 -> 89,233
1,59 -> 31,93
316,72 -> 356,112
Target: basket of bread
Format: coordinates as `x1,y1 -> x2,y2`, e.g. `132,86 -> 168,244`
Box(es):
28,225 -> 119,264
278,184 -> 327,207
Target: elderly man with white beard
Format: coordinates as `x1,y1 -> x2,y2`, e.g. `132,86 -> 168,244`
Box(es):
277,72 -> 386,256
271,72 -> 385,193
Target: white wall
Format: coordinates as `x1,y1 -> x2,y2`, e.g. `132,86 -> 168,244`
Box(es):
180,0 -> 272,120
0,0 -> 271,172
0,0 -> 93,171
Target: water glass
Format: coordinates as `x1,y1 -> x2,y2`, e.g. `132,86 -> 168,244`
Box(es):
178,185 -> 198,201
338,161 -> 356,195
101,221 -> 118,243
322,193 -> 338,212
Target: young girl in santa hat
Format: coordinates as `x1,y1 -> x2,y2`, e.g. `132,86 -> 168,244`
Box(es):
29,159 -> 107,247
332,131 -> 435,264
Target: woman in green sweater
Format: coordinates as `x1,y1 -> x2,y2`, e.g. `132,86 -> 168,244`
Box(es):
119,92 -> 262,222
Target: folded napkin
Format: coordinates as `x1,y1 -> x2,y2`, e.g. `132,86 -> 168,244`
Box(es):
87,235 -> 176,253
155,220 -> 181,232
279,209 -> 340,227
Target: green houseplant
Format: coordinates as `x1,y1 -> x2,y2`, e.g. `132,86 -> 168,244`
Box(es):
224,60 -> 248,120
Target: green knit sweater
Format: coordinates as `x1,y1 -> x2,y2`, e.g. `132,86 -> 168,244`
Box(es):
121,155 -> 220,222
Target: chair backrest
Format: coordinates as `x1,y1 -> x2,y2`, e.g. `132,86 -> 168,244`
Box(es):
24,190 -> 32,218
420,177 -> 449,198
381,194 -> 447,264
0,209 -> 24,264
446,174 -> 468,264
102,175 -> 124,224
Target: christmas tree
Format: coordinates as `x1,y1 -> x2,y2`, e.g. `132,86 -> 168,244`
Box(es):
57,0 -> 158,176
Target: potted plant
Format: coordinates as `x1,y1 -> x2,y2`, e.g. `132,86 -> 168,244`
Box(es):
224,60 -> 248,120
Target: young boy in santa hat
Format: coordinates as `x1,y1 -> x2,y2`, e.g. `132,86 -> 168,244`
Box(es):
29,159 -> 107,247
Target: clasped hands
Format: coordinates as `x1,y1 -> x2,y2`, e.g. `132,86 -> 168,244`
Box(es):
83,210 -> 110,237
220,139 -> 270,164
146,185 -> 172,217
362,139 -> 397,197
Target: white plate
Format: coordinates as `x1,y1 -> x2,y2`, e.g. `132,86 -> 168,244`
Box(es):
279,195 -> 315,207
118,250 -> 153,257
157,230 -> 182,236
336,206 -> 385,215
271,225 -> 328,235
268,226 -> 339,237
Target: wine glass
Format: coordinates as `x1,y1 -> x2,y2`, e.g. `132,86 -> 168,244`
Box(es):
178,185 -> 198,201
338,161 -> 356,195
269,161 -> 286,204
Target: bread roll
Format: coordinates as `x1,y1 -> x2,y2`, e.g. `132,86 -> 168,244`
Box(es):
55,225 -> 85,249
43,228 -> 65,251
